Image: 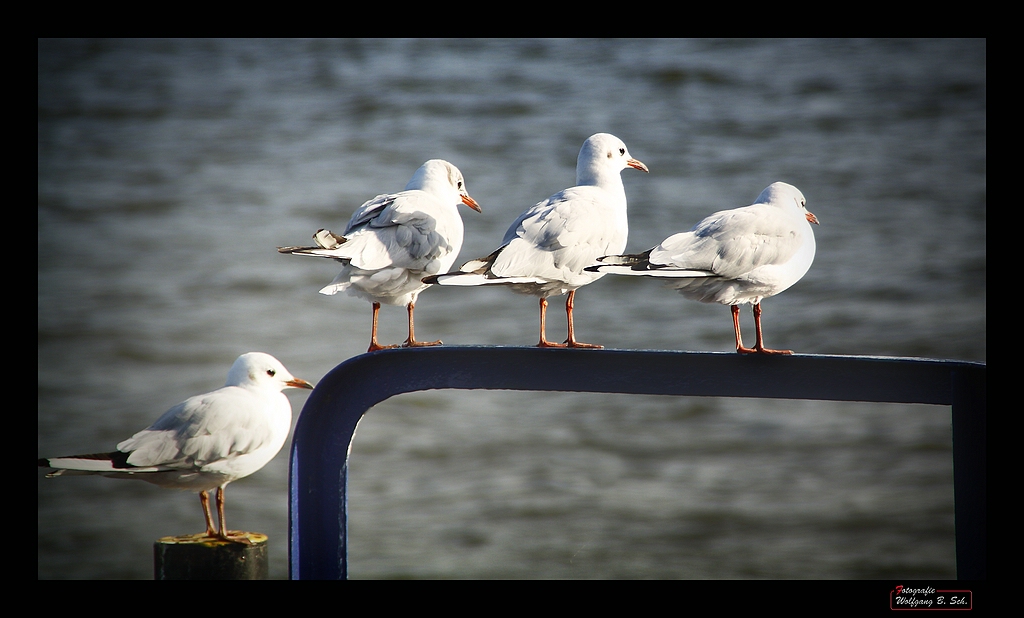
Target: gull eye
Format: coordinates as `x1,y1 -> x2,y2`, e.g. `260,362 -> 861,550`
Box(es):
266,369 -> 276,377
619,148 -> 625,156
458,181 -> 463,189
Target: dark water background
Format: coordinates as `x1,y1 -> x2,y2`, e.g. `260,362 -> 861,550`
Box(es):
38,38 -> 985,579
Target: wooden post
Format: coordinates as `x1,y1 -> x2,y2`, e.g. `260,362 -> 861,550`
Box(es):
154,532 -> 269,580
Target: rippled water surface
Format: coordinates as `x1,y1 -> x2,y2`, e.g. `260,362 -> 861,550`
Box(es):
38,38 -> 985,579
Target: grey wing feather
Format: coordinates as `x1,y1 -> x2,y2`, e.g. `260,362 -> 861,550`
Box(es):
652,205 -> 804,278
118,388 -> 273,469
343,193 -> 398,234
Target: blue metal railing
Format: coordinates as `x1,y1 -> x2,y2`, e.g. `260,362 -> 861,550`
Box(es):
288,347 -> 986,580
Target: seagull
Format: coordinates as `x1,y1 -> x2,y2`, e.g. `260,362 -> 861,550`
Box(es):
588,182 -> 818,354
278,159 -> 481,353
423,133 -> 647,348
38,352 -> 314,544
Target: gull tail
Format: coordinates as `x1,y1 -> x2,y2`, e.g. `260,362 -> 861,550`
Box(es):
584,250 -> 652,274
423,272 -> 489,286
586,251 -> 714,278
277,229 -> 348,257
423,272 -> 549,286
423,247 -> 550,286
38,452 -> 160,477
457,246 -> 504,275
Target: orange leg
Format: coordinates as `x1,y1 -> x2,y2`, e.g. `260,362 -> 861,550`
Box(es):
732,304 -> 792,355
564,290 -> 602,349
215,485 -> 253,545
367,302 -> 398,352
751,302 -> 793,355
403,301 -> 442,348
732,305 -> 755,354
537,297 -> 566,347
199,490 -> 217,537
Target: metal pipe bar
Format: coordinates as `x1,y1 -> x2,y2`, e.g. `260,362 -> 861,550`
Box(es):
289,347 -> 985,580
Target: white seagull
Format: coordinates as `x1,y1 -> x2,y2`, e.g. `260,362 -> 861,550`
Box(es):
38,352 -> 314,543
278,159 -> 481,353
588,182 -> 818,354
423,133 -> 648,348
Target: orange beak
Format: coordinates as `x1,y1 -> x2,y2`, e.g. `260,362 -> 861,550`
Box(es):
286,378 -> 315,390
461,194 -> 482,212
806,211 -> 819,225
626,158 -> 649,173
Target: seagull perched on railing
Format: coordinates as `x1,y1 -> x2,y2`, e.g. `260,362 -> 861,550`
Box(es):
38,352 -> 314,543
588,182 -> 818,354
424,133 -> 647,348
279,159 -> 481,352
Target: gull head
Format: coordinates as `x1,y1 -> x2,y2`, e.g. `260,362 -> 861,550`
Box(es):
407,159 -> 482,212
757,181 -> 818,225
226,352 -> 315,391
576,133 -> 648,186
